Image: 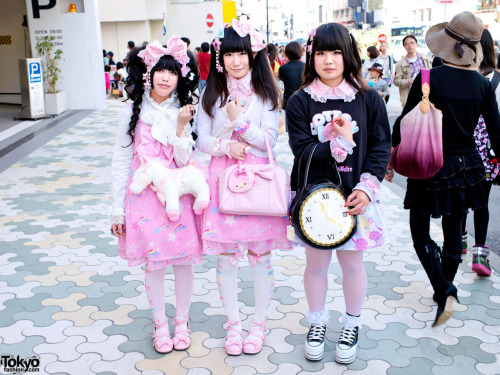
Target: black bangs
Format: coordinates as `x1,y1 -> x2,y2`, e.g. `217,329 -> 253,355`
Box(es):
314,23 -> 345,52
220,27 -> 252,55
151,55 -> 180,75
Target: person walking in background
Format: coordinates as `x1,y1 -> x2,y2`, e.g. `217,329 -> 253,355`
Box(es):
378,41 -> 394,103
196,19 -> 291,356
267,43 -> 281,78
107,51 -> 116,66
287,23 -> 391,365
361,45 -> 380,78
393,35 -> 431,107
461,28 -> 500,277
115,61 -> 128,97
367,62 -> 388,100
197,42 -> 211,91
110,38 -> 201,354
389,12 -> 500,326
278,41 -> 305,110
104,65 -> 111,98
181,37 -> 199,77
103,49 -> 109,66
125,40 -> 136,62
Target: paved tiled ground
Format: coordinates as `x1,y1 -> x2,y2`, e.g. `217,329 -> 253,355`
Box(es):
1,99 -> 499,375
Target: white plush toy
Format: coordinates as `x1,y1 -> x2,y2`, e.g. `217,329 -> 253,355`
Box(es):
129,156 -> 210,221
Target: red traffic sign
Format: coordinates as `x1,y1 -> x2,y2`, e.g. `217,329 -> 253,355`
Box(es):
206,13 -> 214,28
378,34 -> 387,43
439,0 -> 454,3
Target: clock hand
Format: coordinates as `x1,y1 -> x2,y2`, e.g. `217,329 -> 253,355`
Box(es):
320,203 -> 344,228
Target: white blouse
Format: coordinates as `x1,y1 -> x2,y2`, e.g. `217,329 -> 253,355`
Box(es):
195,91 -> 279,158
110,91 -> 194,223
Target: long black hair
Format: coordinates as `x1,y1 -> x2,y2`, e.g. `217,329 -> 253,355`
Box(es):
301,23 -> 367,94
124,45 -> 199,144
202,26 -> 280,118
479,28 -> 497,75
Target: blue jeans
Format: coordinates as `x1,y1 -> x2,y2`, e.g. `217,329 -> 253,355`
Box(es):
199,80 -> 206,91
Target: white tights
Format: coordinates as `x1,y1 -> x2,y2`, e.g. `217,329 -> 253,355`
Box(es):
145,265 -> 194,332
304,247 -> 366,326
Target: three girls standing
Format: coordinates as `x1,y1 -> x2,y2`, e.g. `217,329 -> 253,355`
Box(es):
110,19 -> 391,366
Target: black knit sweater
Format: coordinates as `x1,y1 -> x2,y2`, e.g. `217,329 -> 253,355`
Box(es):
286,88 -> 391,193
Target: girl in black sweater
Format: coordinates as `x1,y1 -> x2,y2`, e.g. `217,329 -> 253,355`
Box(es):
286,23 -> 391,365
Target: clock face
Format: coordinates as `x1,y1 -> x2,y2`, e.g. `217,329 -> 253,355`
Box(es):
299,187 -> 355,247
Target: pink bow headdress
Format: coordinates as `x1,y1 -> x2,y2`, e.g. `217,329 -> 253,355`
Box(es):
137,37 -> 191,87
232,17 -> 266,52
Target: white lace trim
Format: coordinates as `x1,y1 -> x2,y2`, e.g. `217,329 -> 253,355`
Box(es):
341,312 -> 362,329
306,309 -> 330,325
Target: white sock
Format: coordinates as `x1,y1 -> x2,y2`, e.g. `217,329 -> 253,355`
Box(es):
248,253 -> 274,333
217,255 -> 241,341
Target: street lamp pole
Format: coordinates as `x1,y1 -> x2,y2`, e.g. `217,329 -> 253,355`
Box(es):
266,0 -> 269,44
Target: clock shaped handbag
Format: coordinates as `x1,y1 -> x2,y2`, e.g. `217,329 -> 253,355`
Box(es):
289,143 -> 357,250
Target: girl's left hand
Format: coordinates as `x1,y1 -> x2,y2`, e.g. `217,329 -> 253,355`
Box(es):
346,189 -> 370,216
177,105 -> 196,136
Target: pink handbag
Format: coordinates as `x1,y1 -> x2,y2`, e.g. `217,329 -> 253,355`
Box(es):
391,69 -> 443,179
218,135 -> 291,216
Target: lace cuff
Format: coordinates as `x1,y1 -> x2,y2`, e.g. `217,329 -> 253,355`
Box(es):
217,138 -> 235,158
169,124 -> 195,150
353,172 -> 381,202
306,309 -> 330,325
111,215 -> 125,225
341,312 -> 362,329
330,136 -> 356,163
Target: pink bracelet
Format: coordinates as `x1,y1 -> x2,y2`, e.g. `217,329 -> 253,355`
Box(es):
235,119 -> 250,135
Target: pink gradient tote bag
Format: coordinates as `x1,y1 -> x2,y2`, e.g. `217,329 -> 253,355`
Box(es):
391,69 -> 443,179
218,135 -> 290,216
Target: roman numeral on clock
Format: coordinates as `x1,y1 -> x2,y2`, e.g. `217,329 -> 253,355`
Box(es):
306,217 -> 312,223
322,193 -> 329,199
327,234 -> 334,240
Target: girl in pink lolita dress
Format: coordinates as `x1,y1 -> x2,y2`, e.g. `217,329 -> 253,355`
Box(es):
110,39 -> 202,355
195,21 -> 290,356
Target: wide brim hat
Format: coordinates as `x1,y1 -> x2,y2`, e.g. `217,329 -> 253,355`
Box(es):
425,11 -> 483,67
368,62 -> 384,77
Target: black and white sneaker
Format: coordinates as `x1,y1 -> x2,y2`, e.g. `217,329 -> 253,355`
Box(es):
304,324 -> 326,361
335,326 -> 359,364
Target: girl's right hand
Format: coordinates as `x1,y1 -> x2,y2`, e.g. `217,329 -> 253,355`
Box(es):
177,105 -> 196,136
228,141 -> 249,160
111,224 -> 126,238
226,96 -> 242,122
330,117 -> 353,143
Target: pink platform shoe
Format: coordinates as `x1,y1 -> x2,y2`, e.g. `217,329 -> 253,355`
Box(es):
225,319 -> 243,356
243,319 -> 267,355
152,319 -> 173,354
173,316 -> 191,350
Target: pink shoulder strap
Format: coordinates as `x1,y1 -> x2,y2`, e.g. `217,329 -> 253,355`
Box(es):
421,69 -> 430,88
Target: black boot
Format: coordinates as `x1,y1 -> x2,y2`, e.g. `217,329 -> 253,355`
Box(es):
433,283 -> 459,327
441,250 -> 463,283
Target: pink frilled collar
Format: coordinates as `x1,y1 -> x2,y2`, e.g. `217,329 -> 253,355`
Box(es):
304,78 -> 357,103
226,71 -> 254,98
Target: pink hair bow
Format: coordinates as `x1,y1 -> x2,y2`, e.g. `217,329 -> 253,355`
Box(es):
137,37 -> 191,77
231,17 -> 266,52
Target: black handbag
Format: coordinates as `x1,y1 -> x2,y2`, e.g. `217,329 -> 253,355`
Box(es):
289,143 -> 357,250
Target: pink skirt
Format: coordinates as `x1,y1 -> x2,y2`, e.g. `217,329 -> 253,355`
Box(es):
201,153 -> 291,255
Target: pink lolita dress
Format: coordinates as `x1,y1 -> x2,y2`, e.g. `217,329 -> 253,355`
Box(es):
196,73 -> 291,256
111,92 -> 203,270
